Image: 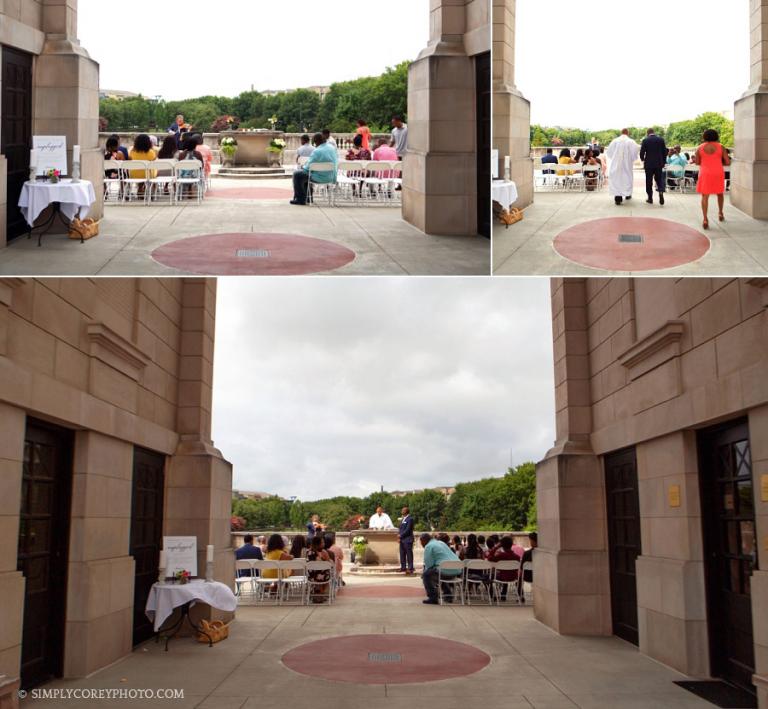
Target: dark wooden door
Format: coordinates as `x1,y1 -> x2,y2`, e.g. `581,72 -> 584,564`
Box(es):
605,447 -> 641,645
130,447 -> 166,645
17,419 -> 73,690
1,47 -> 33,241
475,51 -> 491,239
699,420 -> 757,694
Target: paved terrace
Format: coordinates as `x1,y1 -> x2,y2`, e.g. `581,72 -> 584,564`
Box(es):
493,173 -> 768,276
24,574 -> 715,709
0,177 -> 489,277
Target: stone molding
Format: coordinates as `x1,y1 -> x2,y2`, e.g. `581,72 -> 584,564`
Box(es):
618,321 -> 685,381
86,323 -> 149,382
0,279 -> 28,308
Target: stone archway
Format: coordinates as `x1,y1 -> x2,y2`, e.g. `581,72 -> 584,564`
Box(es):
494,0 -> 768,220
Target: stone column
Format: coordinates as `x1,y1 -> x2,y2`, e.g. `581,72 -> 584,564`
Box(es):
732,0 -> 768,219
535,279 -> 612,636
493,0 -> 532,207
403,1 -> 480,236
165,279 -> 234,599
749,405 -> 768,709
36,0 -> 103,218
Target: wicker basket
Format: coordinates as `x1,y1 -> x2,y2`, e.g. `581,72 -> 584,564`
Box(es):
499,208 -> 523,227
196,619 -> 231,644
68,218 -> 101,240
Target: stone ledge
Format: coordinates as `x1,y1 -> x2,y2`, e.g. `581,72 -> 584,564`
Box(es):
0,280 -> 28,309
86,323 -> 149,382
618,321 -> 685,381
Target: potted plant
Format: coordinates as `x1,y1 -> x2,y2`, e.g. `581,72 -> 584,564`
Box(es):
220,137 -> 238,167
45,168 -> 62,184
352,535 -> 368,566
266,138 -> 286,167
174,570 -> 191,585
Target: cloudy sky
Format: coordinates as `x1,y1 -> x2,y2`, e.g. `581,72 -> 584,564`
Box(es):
211,278 -> 555,501
79,0 -> 429,99
516,0 -> 751,129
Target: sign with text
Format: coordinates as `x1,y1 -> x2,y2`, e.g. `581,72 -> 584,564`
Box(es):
33,136 -> 68,176
163,536 -> 198,577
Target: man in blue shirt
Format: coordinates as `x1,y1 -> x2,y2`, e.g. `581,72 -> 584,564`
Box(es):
420,533 -> 462,605
540,148 -> 558,177
235,534 -> 263,578
291,133 -> 338,205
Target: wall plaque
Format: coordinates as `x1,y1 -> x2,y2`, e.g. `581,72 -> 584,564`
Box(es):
668,485 -> 681,508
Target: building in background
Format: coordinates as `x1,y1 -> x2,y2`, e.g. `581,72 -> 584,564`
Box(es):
537,278 -> 768,706
403,0 -> 491,238
1,0 -> 104,248
0,278 -> 232,705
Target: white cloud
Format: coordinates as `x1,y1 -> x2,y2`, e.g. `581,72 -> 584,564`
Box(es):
211,278 -> 555,500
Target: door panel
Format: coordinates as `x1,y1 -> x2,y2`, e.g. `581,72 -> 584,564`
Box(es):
699,420 -> 757,694
18,419 -> 73,690
130,448 -> 166,645
605,447 -> 641,645
475,51 -> 491,239
2,47 -> 33,241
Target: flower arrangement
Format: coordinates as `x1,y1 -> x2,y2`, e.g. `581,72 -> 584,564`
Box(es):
220,137 -> 238,157
174,570 -> 191,585
352,535 -> 368,561
268,115 -> 279,130
267,138 -> 286,154
45,168 -> 62,184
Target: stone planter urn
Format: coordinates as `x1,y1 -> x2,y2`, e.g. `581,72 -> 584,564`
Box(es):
221,151 -> 237,168
266,150 -> 283,167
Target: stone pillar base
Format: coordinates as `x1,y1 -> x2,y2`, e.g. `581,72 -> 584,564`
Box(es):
403,49 -> 479,236
493,86 -> 532,208
534,452 -> 612,636
0,675 -> 20,709
731,91 -> 768,220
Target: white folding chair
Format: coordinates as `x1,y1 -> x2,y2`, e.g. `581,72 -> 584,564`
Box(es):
119,161 -> 150,203
336,160 -> 364,203
307,163 -> 337,206
249,560 -> 282,605
148,160 -> 177,204
306,561 -> 334,604
565,163 -> 585,191
582,164 -> 602,192
103,159 -> 123,202
464,560 -> 495,606
683,164 -> 700,193
235,560 -> 257,600
278,560 -> 308,606
174,159 -> 204,204
362,160 -> 395,203
492,561 -> 522,605
437,561 -> 466,606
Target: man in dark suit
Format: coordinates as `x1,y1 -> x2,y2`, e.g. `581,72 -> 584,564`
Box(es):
398,506 -> 415,575
235,534 -> 263,579
639,129 -> 668,205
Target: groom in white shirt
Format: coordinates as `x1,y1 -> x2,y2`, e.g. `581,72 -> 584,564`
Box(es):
369,506 -> 394,530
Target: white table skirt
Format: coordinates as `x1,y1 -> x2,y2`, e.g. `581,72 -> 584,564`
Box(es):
145,580 -> 237,632
18,180 -> 96,227
492,180 -> 519,210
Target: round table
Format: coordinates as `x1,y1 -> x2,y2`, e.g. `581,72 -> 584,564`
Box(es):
492,179 -> 519,210
18,179 -> 96,247
145,580 -> 237,650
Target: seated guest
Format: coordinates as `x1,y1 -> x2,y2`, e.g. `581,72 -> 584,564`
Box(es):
307,536 -> 333,602
519,532 -> 538,591
484,535 -> 500,559
476,534 -> 487,554
573,148 -> 584,164
437,532 -> 451,546
128,134 -> 157,194
583,149 -> 600,191
420,533 -> 462,605
289,535 -> 307,560
373,138 -> 398,162
157,135 -> 179,161
321,129 -> 337,149
296,134 -> 315,161
262,534 -> 293,581
193,134 -> 213,178
104,136 -> 125,177
257,535 -> 268,555
464,534 -> 483,561
177,137 -> 205,198
557,148 -> 573,176
541,148 -> 558,174
666,145 -> 688,189
324,532 -> 345,587
488,536 -> 520,601
451,535 -> 465,559
109,134 -> 130,160
346,134 -> 372,161
236,534 -> 264,577
149,135 -> 159,151
290,133 -> 338,206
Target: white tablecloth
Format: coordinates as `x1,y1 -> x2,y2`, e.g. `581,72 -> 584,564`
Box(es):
145,580 -> 237,632
18,180 -> 96,227
492,180 -> 519,210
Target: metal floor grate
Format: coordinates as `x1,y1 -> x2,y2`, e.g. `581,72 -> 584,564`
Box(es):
618,234 -> 644,244
236,249 -> 270,258
368,652 -> 402,664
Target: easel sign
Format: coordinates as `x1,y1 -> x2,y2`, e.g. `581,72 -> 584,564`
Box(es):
33,136 -> 68,176
163,536 -> 198,577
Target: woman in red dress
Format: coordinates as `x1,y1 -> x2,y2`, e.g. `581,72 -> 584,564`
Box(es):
695,128 -> 731,230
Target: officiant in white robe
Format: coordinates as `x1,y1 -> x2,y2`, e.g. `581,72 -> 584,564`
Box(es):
369,507 -> 394,530
606,129 -> 640,205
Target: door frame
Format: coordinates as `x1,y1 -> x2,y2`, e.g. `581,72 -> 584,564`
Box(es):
475,50 -> 491,239
697,417 -> 757,694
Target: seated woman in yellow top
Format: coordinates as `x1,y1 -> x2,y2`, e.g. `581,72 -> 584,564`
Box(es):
262,534 -> 293,579
557,148 -> 574,176
128,134 -> 157,189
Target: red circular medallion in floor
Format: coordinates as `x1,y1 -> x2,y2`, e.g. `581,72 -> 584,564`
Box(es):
151,233 -> 356,275
553,217 -> 710,271
282,634 -> 491,684
340,586 -> 424,599
206,187 -> 292,200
